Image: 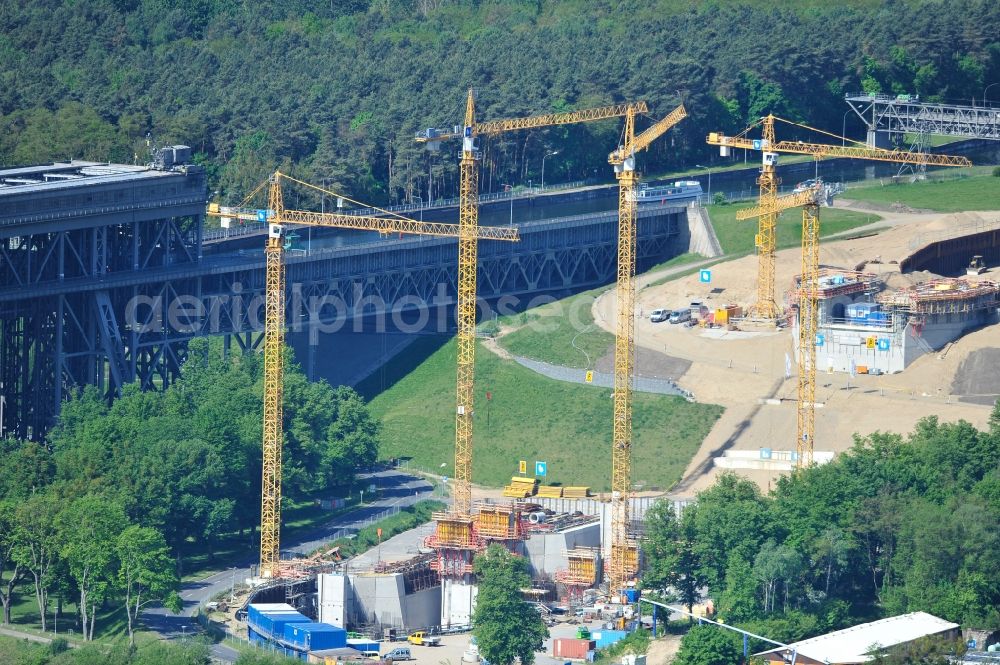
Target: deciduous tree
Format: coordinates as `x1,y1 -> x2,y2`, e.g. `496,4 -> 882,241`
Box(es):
116,525 -> 182,646
472,545 -> 548,665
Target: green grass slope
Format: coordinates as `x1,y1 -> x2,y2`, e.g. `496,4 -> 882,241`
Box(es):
844,173 -> 1000,212
498,289 -> 613,369
707,204 -> 880,255
369,338 -> 722,491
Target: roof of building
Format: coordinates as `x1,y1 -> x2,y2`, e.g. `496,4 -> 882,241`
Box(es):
0,161 -> 177,196
755,612 -> 959,664
310,647 -> 369,658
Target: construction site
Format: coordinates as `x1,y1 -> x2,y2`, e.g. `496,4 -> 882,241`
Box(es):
4,85 -> 1000,664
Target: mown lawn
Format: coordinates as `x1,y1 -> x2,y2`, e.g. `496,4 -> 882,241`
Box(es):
497,288 -> 613,369
706,204 -> 881,255
369,337 -> 723,491
843,173 -> 1000,212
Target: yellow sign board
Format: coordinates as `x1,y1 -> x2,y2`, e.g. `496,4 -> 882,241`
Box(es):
585,371 -> 594,383
518,460 -> 527,474
866,336 -> 876,349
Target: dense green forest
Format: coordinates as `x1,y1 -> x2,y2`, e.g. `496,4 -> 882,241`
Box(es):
643,411 -> 1000,660
1,0 -> 998,205
0,339 -> 380,640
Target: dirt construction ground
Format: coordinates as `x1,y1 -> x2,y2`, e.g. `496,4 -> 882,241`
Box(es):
593,203 -> 1000,497
404,620 -> 681,665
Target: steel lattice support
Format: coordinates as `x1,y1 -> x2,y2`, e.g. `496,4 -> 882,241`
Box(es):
453,92 -> 479,517
259,178 -> 286,578
796,204 -> 820,468
610,110 -> 638,596
751,116 -> 781,320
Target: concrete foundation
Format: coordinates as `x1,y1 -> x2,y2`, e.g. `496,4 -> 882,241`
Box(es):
441,579 -> 477,630
523,522 -> 601,579
529,496 -> 677,558
317,572 -> 441,633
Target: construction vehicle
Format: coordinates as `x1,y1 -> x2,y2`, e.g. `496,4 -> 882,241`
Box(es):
605,103 -> 687,597
407,631 -> 440,647
967,255 -> 987,275
207,172 -> 519,578
711,116 -> 970,466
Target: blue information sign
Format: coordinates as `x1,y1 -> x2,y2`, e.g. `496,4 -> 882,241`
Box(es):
877,338 -> 890,351
699,269 -> 712,283
535,461 -> 547,477
815,333 -> 825,347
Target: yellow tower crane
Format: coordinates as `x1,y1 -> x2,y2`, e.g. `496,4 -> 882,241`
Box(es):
416,92 -> 648,523
208,171 -> 518,578
709,117 -> 971,465
605,103 -> 687,596
736,185 -> 827,466
709,116 -> 972,321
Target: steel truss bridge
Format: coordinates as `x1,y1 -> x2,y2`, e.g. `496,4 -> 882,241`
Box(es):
846,93 -> 1000,144
0,174 -> 682,439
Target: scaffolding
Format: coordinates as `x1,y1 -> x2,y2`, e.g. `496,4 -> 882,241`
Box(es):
426,512 -> 479,550
473,502 -> 523,541
876,278 -> 1000,315
368,554 -> 440,595
787,268 -> 879,305
554,548 -> 600,588
425,512 -> 479,581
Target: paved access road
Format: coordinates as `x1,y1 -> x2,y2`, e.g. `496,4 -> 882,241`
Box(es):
142,469 -> 433,662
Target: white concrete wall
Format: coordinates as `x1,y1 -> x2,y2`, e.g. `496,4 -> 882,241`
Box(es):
318,573 -> 348,628
441,579 -> 477,629
808,309 -> 996,375
685,204 -> 723,258
530,496 -> 667,557
401,586 -> 441,632
318,571 -> 442,632
523,522 -> 602,578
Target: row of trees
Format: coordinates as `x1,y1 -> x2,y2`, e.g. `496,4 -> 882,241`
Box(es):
643,409 -> 1000,656
1,1 -> 998,206
0,496 -> 180,644
0,338 -> 381,640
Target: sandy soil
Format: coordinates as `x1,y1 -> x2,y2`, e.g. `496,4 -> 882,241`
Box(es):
646,635 -> 683,665
590,206 -> 1000,497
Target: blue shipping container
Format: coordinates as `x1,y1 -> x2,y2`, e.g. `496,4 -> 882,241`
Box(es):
248,603 -> 297,628
867,312 -> 890,327
248,627 -> 268,646
281,645 -> 307,661
250,610 -> 310,639
283,622 -> 348,651
593,630 -> 628,649
847,303 -> 880,319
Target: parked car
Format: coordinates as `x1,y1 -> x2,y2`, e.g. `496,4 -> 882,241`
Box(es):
384,647 -> 413,661
669,309 -> 691,324
649,308 -> 671,323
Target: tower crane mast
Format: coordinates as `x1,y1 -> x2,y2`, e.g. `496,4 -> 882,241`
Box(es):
208,172 -> 518,578
606,103 -> 687,596
416,92 -> 647,522
711,117 -> 970,466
